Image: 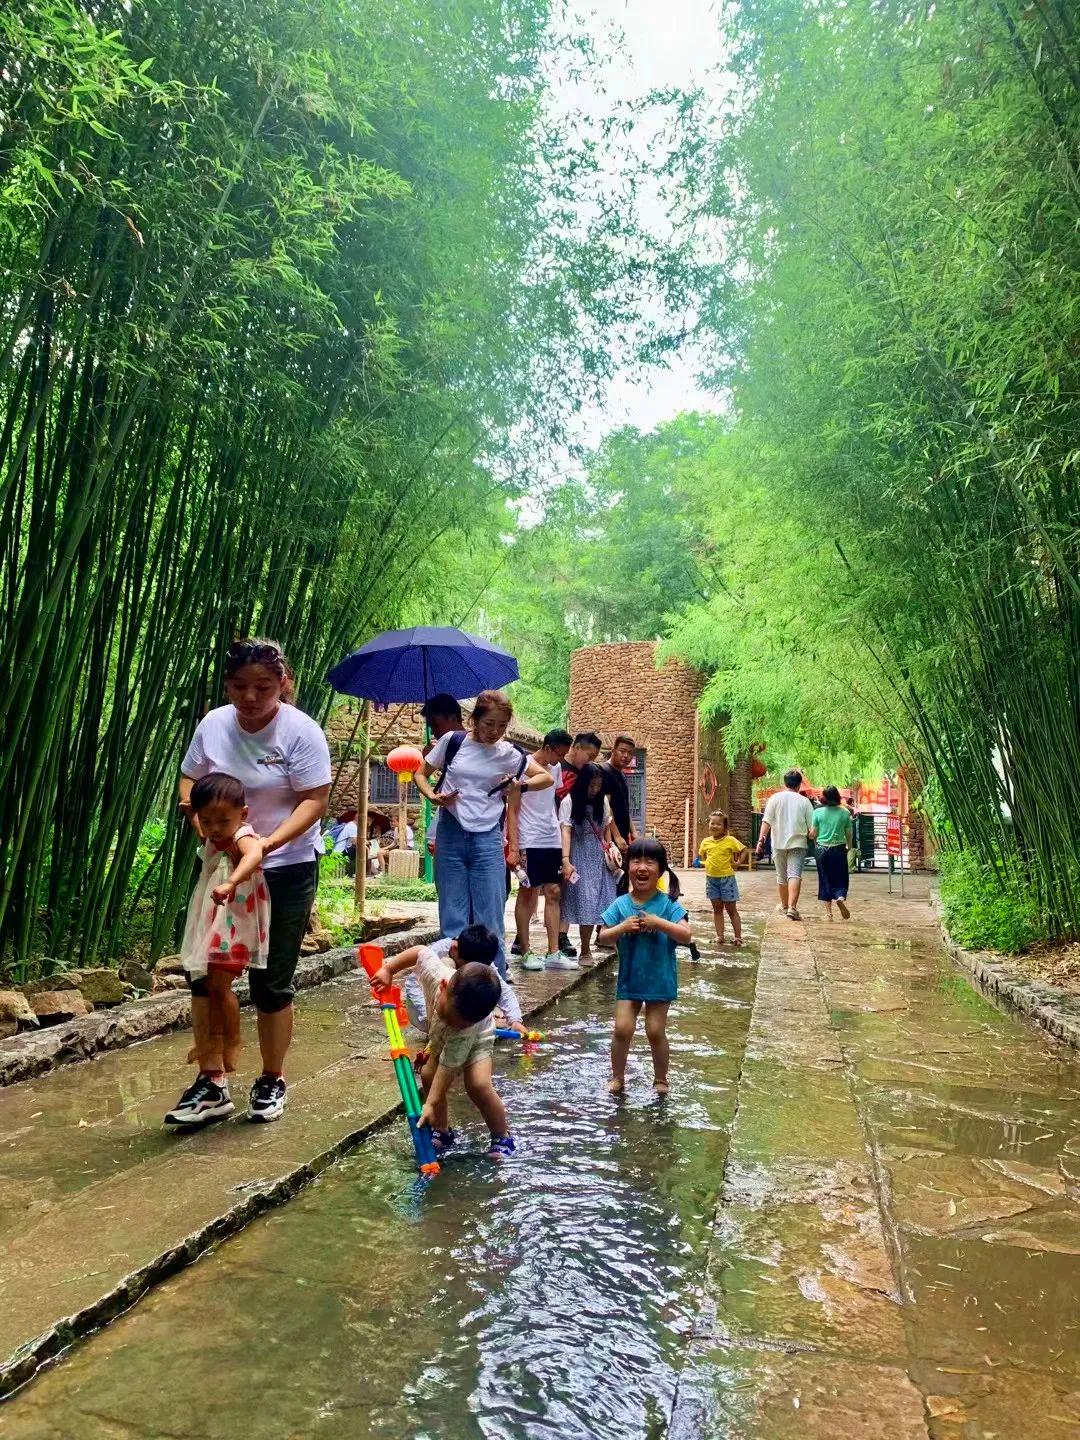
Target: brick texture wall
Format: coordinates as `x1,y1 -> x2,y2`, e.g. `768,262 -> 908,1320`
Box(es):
568,642 -> 751,866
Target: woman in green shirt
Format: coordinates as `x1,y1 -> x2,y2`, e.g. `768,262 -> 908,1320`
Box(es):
812,786 -> 853,920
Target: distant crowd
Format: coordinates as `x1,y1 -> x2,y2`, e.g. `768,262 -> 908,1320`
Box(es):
163,639 -> 854,1163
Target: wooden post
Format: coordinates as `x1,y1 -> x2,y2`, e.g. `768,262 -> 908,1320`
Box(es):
683,794 -> 691,871
354,699 -> 371,917
691,708 -> 701,865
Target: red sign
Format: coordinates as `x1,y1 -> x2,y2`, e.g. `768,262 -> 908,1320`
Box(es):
886,814 -> 903,857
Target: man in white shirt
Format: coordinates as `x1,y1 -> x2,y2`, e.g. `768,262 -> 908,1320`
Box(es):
755,769 -> 817,920
506,728 -> 572,971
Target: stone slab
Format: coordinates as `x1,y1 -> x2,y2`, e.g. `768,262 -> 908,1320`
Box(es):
0,948 -> 615,1396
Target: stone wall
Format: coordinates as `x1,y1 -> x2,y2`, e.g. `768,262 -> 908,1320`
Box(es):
568,641 -> 751,866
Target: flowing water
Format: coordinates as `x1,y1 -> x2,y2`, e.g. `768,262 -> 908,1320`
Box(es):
0,941 -> 757,1440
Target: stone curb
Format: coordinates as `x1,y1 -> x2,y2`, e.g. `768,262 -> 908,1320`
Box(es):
0,949 -> 617,1399
0,925 -> 440,1089
932,895 -> 1080,1051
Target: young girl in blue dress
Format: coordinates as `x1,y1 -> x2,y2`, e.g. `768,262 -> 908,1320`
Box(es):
598,839 -> 691,1097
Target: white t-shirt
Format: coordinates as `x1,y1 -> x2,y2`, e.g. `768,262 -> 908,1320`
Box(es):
426,732 -> 524,833
182,704 -> 332,868
558,794 -> 612,829
332,820 -> 357,853
517,762 -> 562,849
762,789 -> 816,850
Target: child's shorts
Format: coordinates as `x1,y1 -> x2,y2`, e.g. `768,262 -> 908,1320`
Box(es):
427,1017 -> 496,1072
706,875 -> 739,903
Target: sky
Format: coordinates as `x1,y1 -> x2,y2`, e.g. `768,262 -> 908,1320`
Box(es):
554,0 -> 728,443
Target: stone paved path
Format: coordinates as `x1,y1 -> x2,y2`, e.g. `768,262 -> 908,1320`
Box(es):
4,869 -> 1080,1436
674,868 -> 1080,1438
0,924 -> 610,1396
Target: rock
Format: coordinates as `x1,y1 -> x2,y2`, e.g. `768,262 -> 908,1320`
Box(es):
0,1018 -> 16,1039
68,968 -> 125,1007
24,973 -> 80,995
154,953 -> 186,975
120,960 -> 154,990
0,989 -> 39,1029
151,971 -> 189,993
29,990 -> 91,1024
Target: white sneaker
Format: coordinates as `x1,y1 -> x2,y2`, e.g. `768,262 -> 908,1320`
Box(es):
521,951 -> 546,971
546,952 -> 579,971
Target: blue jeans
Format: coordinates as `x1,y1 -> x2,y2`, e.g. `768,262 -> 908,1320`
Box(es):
434,812 -> 508,977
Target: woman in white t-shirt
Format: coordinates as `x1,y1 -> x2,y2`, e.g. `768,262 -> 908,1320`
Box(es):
415,690 -> 553,976
165,638 -> 332,1129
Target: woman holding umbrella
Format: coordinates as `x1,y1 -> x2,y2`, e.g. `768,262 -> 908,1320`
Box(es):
415,690 -> 553,975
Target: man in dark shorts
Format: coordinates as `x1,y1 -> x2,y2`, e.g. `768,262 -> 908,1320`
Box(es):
601,733 -> 637,895
552,730 -> 601,954
508,728 -> 572,969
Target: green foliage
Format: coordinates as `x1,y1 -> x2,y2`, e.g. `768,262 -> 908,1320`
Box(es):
675,0 -> 1080,936
0,0 -> 679,978
369,880 -> 438,903
484,417 -> 714,727
938,848 -> 1047,956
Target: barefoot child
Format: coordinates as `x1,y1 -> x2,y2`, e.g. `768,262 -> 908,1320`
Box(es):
373,943 -> 515,1159
698,812 -> 747,946
598,839 -> 692,1097
165,774 -> 269,1126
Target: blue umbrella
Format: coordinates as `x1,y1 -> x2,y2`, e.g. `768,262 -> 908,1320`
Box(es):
326,626 -> 519,703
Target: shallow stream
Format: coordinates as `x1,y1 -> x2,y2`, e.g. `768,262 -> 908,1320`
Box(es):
1,943 -> 756,1439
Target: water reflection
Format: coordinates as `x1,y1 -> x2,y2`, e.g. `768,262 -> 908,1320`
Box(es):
2,951 -> 756,1440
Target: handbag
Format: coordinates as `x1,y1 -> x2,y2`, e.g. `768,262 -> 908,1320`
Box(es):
590,819 -> 624,875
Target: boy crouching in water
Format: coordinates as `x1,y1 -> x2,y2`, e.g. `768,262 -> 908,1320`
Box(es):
373,926 -> 516,1160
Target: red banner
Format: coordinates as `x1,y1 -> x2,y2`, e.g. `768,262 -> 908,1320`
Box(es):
886,814 -> 903,857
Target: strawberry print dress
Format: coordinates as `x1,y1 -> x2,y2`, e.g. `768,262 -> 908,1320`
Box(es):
181,824 -> 270,977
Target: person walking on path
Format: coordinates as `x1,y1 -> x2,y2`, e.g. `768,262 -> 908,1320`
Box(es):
559,762 -> 618,964
552,731 -> 601,956
601,733 -> 638,897
169,638 -> 331,1126
698,811 -> 747,946
813,785 -> 854,921
508,727 -> 572,972
420,694 -> 464,859
755,768 -> 815,921
415,690 -> 553,977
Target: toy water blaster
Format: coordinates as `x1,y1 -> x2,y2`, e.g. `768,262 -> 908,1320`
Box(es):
358,943 -> 440,1178
495,1027 -> 546,1043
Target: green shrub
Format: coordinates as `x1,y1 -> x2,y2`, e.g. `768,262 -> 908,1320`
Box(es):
368,880 -> 438,903
938,849 -> 1047,955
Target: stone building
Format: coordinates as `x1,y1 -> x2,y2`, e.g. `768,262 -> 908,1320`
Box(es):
568,641 -> 752,867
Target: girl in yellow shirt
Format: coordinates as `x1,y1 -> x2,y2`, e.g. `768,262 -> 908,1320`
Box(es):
698,812 -> 748,946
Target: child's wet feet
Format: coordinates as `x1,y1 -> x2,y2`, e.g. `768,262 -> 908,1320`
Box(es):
653,1078 -> 670,1097
432,1127 -> 457,1154
488,1133 -> 515,1160
607,1076 -> 625,1095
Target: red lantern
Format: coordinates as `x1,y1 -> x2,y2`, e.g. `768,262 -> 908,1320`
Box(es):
386,745 -> 424,785
750,742 -> 768,780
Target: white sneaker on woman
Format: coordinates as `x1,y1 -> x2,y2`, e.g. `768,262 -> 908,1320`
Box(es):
546,952 -> 579,971
521,952 -> 546,971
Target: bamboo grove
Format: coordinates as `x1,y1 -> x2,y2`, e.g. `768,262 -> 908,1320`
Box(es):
677,0 -> 1080,938
0,0 -> 673,977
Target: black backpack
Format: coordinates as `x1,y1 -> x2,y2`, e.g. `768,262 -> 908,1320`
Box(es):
433,730 -> 527,813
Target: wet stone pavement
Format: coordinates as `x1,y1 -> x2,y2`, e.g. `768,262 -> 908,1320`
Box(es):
2,870 -> 1080,1437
